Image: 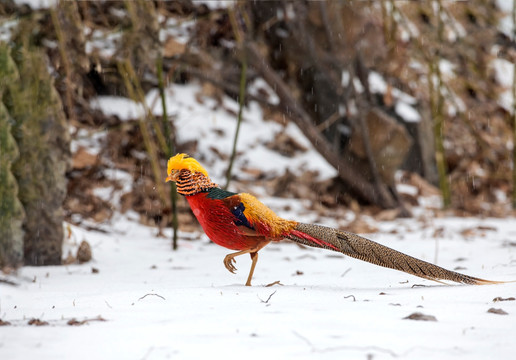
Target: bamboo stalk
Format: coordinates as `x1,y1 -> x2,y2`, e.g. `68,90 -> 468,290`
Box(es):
49,5 -> 76,124
389,0 -> 398,43
122,60 -> 169,154
117,60 -> 168,208
225,7 -> 247,190
380,0 -> 389,44
156,55 -> 179,250
432,0 -> 451,208
225,56 -> 247,189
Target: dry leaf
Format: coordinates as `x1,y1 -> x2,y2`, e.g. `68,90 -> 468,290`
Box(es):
403,312 -> 437,321
163,37 -> 186,57
72,147 -> 97,169
407,173 -> 441,196
487,308 -> 508,315
493,297 -> 515,302
28,318 -> 49,326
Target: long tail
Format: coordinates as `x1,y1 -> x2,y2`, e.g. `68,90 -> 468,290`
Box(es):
287,223 -> 501,285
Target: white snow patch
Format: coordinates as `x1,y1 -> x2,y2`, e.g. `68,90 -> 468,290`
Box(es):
493,57 -> 514,88
248,77 -> 280,105
85,29 -> 122,58
13,0 -> 57,9
91,96 -> 145,120
192,0 -> 235,9
71,128 -> 106,155
145,82 -> 336,182
418,194 -> 443,209
368,72 -> 417,105
103,168 -> 133,194
341,70 -> 351,87
0,19 -> 17,43
497,0 -> 515,38
92,186 -> 115,202
439,59 -> 455,79
396,183 -> 418,197
491,57 -> 514,111
353,77 -> 365,93
160,17 -> 195,45
369,71 -> 387,93
395,101 -> 421,122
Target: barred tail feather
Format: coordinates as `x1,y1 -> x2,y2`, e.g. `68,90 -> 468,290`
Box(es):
288,223 -> 501,285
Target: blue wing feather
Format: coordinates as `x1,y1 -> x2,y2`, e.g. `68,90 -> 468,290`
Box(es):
207,188 -> 255,230
231,202 -> 254,229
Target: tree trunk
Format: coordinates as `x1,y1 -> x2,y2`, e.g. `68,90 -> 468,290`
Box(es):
6,23 -> 71,265
0,44 -> 25,267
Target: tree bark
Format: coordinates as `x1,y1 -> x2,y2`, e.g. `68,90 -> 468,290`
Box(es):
0,44 -> 25,267
6,24 -> 71,265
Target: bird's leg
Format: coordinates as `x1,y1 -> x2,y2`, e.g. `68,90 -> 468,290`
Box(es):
245,252 -> 258,286
223,249 -> 254,274
223,241 -> 270,286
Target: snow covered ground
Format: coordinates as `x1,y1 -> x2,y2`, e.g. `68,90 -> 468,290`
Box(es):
1,213 -> 515,360
2,70 -> 516,360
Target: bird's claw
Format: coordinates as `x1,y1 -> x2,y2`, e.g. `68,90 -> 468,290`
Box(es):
223,255 -> 237,274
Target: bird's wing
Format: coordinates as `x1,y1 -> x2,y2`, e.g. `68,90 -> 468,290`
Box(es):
233,193 -> 298,237
206,188 -> 297,237
206,188 -> 257,232
223,192 -> 277,235
226,196 -> 255,230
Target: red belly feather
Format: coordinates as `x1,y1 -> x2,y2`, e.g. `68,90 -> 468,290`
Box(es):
186,193 -> 261,251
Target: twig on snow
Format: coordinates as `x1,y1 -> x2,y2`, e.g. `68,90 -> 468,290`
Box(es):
340,268 -> 352,277
0,278 -> 19,286
258,291 -> 277,304
138,293 -> 166,301
411,284 -> 428,288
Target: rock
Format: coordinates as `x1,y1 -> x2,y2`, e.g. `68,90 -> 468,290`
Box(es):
348,109 -> 413,186
76,240 -> 92,263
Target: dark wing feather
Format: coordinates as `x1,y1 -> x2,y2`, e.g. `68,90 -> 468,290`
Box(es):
206,187 -> 236,200
231,201 -> 254,229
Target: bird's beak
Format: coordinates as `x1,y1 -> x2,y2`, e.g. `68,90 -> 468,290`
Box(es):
165,171 -> 178,182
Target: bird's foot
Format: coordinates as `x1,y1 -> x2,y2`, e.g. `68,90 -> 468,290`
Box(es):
223,254 -> 237,274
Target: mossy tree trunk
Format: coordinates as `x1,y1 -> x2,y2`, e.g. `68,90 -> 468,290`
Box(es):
5,23 -> 71,266
0,43 -> 25,267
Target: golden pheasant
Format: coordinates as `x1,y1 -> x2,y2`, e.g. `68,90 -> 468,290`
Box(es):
166,153 -> 499,286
